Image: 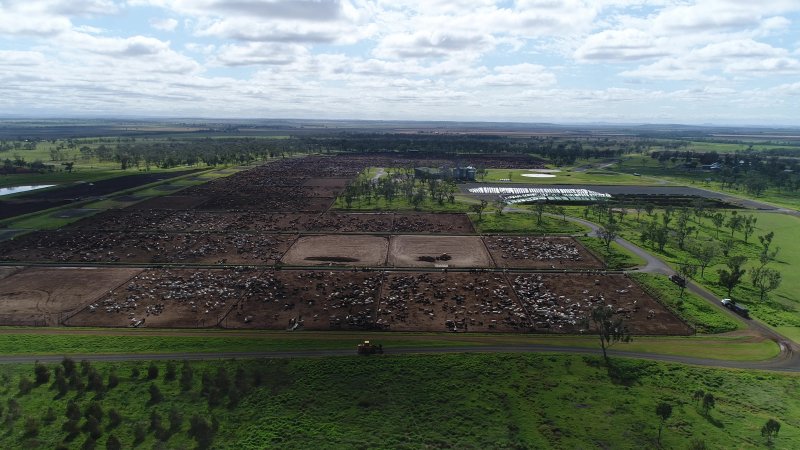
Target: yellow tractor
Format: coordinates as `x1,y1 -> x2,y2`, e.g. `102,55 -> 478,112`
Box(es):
357,340 -> 383,355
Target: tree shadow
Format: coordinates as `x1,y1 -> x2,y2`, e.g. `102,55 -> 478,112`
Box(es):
703,413 -> 724,429
606,359 -> 648,386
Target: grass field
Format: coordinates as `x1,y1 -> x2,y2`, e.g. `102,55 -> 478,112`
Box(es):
480,168 -> 666,185
470,211 -> 588,234
577,236 -> 646,269
617,154 -> 800,210
0,330 -> 778,361
0,353 -> 795,449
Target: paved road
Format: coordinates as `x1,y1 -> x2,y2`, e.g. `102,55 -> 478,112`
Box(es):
0,343 -> 796,372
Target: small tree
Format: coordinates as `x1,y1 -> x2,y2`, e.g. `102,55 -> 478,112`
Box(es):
165,361 -> 177,382
105,434 -> 122,450
742,215 -> 757,243
62,357 -> 76,377
655,402 -> 672,444
34,363 -> 50,385
18,376 -> 33,395
533,201 -> 547,225
147,363 -> 158,380
470,200 -> 488,221
761,418 -> 780,445
702,393 -> 715,416
149,383 -> 163,404
690,240 -> 719,278
583,305 -> 632,365
676,261 -> 697,298
108,409 -> 122,429
710,212 -> 726,238
750,267 -> 782,301
169,407 -> 183,432
717,255 -> 747,297
24,417 -> 39,437
693,389 -> 705,405
180,361 -> 194,391
597,222 -> 619,251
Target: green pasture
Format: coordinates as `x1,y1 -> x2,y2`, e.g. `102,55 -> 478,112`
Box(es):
576,236 -> 646,269
470,211 -> 588,234
479,168 -> 665,185
617,154 -> 800,210
0,330 -> 778,362
0,353 -> 796,449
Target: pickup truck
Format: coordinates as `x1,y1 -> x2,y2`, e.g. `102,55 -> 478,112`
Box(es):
721,298 -> 749,318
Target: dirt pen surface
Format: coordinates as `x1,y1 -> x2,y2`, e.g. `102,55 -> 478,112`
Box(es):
392,213 -> 474,234
484,236 -> 605,269
389,235 -> 493,268
281,235 -> 389,266
65,268 -> 263,328
55,268 -> 688,334
0,231 -> 297,264
0,267 -> 141,326
225,271 -> 383,330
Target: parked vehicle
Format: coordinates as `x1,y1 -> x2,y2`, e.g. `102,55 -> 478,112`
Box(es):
669,274 -> 686,288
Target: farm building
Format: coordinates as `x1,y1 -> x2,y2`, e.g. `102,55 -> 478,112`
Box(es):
415,166 -> 476,181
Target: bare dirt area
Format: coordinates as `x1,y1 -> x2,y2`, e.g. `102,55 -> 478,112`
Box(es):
65,268 -> 264,328
224,270 -> 383,330
129,195 -> 209,210
0,267 -> 141,326
281,235 -> 389,266
376,272 -> 526,332
68,209 -> 177,231
199,195 -> 334,212
484,236 -> 605,269
301,177 -> 351,189
0,231 -> 296,264
392,213 -> 474,234
511,273 -> 691,335
310,213 -> 393,232
388,235 -> 492,268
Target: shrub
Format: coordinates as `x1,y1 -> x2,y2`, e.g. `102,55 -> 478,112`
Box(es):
105,435 -> 121,450
147,363 -> 159,380
18,377 -> 33,395
62,357 -> 76,377
108,409 -> 122,429
34,363 -> 50,385
149,383 -> 163,404
23,417 -> 39,437
165,361 -> 177,382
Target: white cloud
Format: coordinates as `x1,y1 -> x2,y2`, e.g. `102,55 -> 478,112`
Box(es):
150,17 -> 179,31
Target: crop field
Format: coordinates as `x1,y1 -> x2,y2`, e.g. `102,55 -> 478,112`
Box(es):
0,154 -> 694,337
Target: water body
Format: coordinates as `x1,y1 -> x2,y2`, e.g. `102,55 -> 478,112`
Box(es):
0,185 -> 55,197
521,173 -> 556,178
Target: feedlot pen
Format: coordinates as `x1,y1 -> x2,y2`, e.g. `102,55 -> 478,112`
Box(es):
0,155 -> 690,335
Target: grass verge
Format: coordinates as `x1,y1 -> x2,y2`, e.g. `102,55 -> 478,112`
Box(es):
631,273 -> 741,334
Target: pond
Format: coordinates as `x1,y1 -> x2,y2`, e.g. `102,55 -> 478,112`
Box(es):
0,185 -> 55,197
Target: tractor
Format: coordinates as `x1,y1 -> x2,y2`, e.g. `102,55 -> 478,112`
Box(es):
357,340 -> 383,355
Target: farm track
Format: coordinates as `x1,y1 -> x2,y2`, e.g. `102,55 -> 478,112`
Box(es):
0,336 -> 795,372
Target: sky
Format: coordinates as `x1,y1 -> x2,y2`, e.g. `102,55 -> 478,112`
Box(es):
1,0 -> 799,125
